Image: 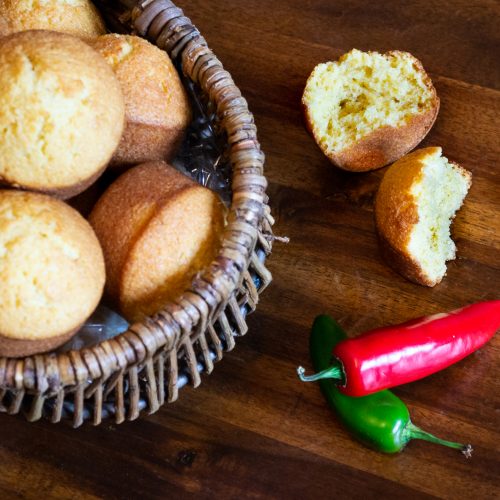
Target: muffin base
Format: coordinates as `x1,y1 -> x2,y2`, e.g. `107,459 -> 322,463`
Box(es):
0,161 -> 109,200
109,121 -> 186,170
0,327 -> 80,358
304,102 -> 439,172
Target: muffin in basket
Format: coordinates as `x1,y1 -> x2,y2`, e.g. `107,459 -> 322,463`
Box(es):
0,190 -> 105,357
89,161 -> 226,322
91,34 -> 192,170
0,30 -> 125,199
0,0 -> 273,428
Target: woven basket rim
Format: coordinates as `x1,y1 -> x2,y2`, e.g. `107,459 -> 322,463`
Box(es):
0,0 -> 273,423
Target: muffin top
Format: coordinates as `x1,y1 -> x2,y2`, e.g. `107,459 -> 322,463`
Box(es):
0,30 -> 125,198
0,0 -> 106,39
0,190 -> 105,340
91,34 -> 191,130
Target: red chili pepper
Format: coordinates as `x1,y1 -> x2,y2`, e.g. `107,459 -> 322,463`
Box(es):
298,301 -> 500,397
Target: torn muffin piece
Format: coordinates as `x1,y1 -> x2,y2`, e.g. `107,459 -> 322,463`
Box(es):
302,49 -> 439,172
375,147 -> 471,286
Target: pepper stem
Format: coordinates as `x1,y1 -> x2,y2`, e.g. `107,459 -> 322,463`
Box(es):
405,422 -> 473,458
296,364 -> 344,384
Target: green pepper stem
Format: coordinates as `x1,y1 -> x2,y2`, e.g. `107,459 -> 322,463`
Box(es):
405,422 -> 473,458
297,364 -> 344,384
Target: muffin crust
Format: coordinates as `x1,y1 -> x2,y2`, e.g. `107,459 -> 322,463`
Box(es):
0,30 -> 125,198
0,190 -> 105,356
91,34 -> 191,169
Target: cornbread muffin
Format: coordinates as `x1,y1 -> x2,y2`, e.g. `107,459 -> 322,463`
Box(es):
0,0 -> 106,39
91,34 -> 191,169
375,147 -> 471,287
89,162 -> 225,322
0,30 -> 125,199
0,190 -> 105,357
302,49 -> 439,172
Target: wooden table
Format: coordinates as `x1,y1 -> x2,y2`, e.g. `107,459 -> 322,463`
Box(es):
0,1 -> 498,498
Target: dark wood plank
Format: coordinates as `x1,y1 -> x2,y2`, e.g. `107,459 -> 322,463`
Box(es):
0,411 -> 436,500
0,0 -> 498,498
180,0 -> 500,89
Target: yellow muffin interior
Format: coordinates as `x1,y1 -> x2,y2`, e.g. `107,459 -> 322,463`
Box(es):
407,148 -> 471,283
303,49 -> 435,152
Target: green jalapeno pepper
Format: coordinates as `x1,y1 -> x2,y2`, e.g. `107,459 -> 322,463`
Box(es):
301,314 -> 472,456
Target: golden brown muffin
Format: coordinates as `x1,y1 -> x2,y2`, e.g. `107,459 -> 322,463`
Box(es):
375,147 -> 471,286
91,34 -> 191,169
0,30 -> 125,199
0,0 -> 106,40
0,190 -> 105,357
89,162 -> 225,322
302,49 -> 439,172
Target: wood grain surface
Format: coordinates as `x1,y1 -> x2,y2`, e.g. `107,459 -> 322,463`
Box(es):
0,0 -> 499,498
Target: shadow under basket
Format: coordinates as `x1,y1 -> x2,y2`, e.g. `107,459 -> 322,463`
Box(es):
0,0 -> 274,427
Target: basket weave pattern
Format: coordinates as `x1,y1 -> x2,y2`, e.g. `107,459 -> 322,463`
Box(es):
0,0 -> 273,426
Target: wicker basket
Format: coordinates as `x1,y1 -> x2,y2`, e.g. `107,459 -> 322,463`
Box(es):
0,0 -> 274,427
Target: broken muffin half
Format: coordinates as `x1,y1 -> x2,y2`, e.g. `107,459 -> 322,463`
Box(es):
375,147 -> 471,286
302,49 -> 439,172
